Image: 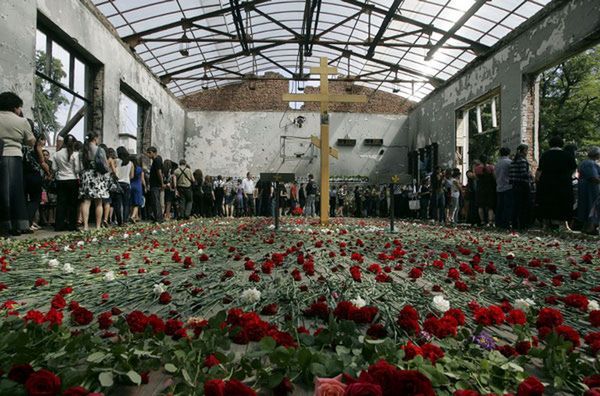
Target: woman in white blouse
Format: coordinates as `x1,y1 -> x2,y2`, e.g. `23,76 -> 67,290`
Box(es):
52,135 -> 80,231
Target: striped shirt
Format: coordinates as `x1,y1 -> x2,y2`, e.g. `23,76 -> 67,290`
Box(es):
509,156 -> 530,185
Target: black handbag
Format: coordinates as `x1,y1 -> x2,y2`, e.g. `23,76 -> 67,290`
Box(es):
109,174 -> 123,194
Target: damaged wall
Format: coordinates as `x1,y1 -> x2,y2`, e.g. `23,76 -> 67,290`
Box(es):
185,111 -> 408,183
406,0 -> 600,168
0,0 -> 186,160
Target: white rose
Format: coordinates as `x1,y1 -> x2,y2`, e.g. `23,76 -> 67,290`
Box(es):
589,300 -> 600,312
92,238 -> 98,243
153,283 -> 166,296
76,240 -> 85,246
123,233 -> 129,239
197,249 -> 204,254
432,295 -> 450,313
104,271 -> 115,281
108,236 -> 114,241
62,263 -> 74,274
63,246 -> 72,252
48,259 -> 60,268
514,298 -> 535,311
351,296 -> 366,308
241,288 -> 261,304
152,230 -> 158,234
136,233 -> 141,237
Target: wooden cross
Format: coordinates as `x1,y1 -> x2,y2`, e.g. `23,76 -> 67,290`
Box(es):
282,57 -> 367,225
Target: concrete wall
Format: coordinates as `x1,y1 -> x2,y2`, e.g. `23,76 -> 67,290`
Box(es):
405,0 -> 600,168
0,0 -> 186,160
185,111 -> 408,183
0,1 -> 37,110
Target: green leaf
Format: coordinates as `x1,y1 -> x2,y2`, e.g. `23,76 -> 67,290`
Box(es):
182,368 -> 194,387
99,372 -> 114,387
260,336 -> 276,351
164,363 -> 178,373
86,351 -> 107,363
127,370 -> 142,386
267,372 -> 285,388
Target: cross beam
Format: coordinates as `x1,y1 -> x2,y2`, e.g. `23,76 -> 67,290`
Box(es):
311,135 -> 339,159
282,57 -> 367,225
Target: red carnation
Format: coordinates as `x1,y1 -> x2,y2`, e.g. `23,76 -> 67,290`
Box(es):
204,354 -> 221,368
397,305 -> 420,334
224,379 -> 256,395
204,379 -> 225,396
63,386 -> 90,396
474,305 -> 505,326
517,376 -> 544,396
273,377 -> 294,396
515,340 -> 531,355
563,293 -> 589,311
71,306 -> 94,326
409,267 -> 423,279
345,382 -> 383,396
97,312 -> 113,330
8,364 -> 34,384
507,309 -> 527,326
24,369 -> 61,396
126,310 -> 149,333
34,278 -> 48,287
367,323 -> 387,339
591,310 -> 600,327
44,308 -> 63,327
350,265 -> 362,282
261,303 -> 279,315
444,308 -> 465,326
536,307 -> 563,329
421,343 -> 444,364
24,310 -> 45,325
554,325 -> 580,348
159,291 -> 172,304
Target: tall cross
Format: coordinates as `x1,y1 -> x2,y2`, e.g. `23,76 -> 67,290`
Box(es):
282,57 -> 367,225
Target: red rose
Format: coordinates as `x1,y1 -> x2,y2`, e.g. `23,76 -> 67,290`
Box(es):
421,343 -> 444,364
591,311 -> 600,327
71,307 -> 94,326
165,319 -> 184,336
34,278 -> 48,287
447,268 -> 460,280
554,325 -> 580,348
126,310 -> 149,333
515,340 -> 531,355
159,292 -> 172,304
367,323 -> 387,339
44,308 -> 63,327
261,303 -> 279,316
63,386 -> 89,396
224,379 -> 256,395
148,314 -> 165,334
8,364 -> 34,384
204,379 -> 225,396
24,369 -> 61,396
517,376 -> 544,396
408,267 -> 423,279
345,382 -> 383,396
393,370 -> 435,396
204,354 -> 221,368
584,374 -> 600,388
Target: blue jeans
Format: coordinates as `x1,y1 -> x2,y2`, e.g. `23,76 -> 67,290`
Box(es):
496,190 -> 513,229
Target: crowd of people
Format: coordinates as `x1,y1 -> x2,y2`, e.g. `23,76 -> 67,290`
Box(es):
1,91 -> 599,237
406,139 -> 600,235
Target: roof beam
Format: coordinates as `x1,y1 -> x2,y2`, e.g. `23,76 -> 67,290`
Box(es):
122,0 -> 270,47
252,7 -> 300,38
159,42 -> 284,82
319,42 -> 443,86
340,0 -> 489,55
366,0 -> 403,58
426,0 -> 489,60
171,76 -> 423,83
302,0 -> 322,56
315,10 -> 362,40
256,52 -> 296,76
190,22 -> 237,39
229,0 -> 250,53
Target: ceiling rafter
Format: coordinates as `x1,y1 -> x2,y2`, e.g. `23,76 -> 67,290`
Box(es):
340,0 -> 490,55
121,0 -> 270,48
366,0 -> 404,58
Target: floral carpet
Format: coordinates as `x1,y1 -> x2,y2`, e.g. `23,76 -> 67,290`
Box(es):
0,217 -> 599,396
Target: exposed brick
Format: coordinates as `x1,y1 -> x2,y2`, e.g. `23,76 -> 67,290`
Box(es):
181,72 -> 415,114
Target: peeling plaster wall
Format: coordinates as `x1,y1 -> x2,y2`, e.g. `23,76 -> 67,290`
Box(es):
0,0 -> 185,160
185,111 -> 408,183
0,0 -> 37,115
406,0 -> 600,168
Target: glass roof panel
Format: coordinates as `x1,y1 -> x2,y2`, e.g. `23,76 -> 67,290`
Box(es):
90,0 -> 553,101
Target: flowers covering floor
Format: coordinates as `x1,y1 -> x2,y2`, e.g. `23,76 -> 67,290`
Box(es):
0,218 -> 599,396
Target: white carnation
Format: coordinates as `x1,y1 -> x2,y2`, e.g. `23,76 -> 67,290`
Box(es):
197,249 -> 204,254
153,283 -> 166,296
351,296 -> 366,308
589,300 -> 600,312
76,240 -> 85,246
432,295 -> 450,313
108,236 -> 114,241
104,271 -> 115,281
92,238 -> 98,243
48,259 -> 60,268
241,288 -> 261,304
514,298 -> 535,311
123,233 -> 129,239
62,263 -> 74,274
63,246 -> 72,252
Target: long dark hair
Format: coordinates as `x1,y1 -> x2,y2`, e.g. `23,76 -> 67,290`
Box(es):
82,131 -> 99,169
116,146 -> 130,166
62,135 -> 77,160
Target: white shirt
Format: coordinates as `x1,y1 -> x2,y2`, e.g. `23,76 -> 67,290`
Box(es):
242,177 -> 255,194
116,159 -> 132,184
52,149 -> 80,180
